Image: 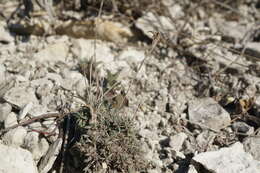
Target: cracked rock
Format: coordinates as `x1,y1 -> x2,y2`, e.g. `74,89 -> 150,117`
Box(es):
188,97 -> 231,131
3,85 -> 39,108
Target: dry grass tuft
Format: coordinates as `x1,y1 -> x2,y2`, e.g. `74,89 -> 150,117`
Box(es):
65,58 -> 149,172
70,105 -> 148,172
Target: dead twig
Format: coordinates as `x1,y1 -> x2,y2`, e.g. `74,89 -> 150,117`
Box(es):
0,112 -> 62,135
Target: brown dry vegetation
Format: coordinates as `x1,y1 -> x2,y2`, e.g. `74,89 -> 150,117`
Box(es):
1,0 -> 260,172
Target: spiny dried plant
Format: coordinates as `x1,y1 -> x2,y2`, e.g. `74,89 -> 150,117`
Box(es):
65,58 -> 149,172
69,104 -> 149,173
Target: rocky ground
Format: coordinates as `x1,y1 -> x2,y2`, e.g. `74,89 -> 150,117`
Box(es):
0,0 -> 260,173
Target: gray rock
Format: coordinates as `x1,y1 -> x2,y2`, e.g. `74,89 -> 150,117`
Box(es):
60,70 -> 85,90
162,1 -> 184,19
168,90 -> 191,115
243,137 -> 260,161
147,169 -> 160,173
46,73 -> 63,86
38,138 -> 62,173
169,132 -> 187,151
40,94 -> 56,109
187,165 -> 198,173
196,131 -> 216,151
18,102 -> 34,120
23,131 -> 39,149
256,95 -> 260,108
3,85 -> 39,108
28,120 -> 58,143
188,97 -> 231,131
136,12 -> 176,39
33,42 -> 69,62
75,78 -> 88,97
31,77 -> 50,88
3,126 -> 27,147
0,21 -> 14,43
171,150 -> 186,160
27,104 -> 49,118
0,64 -> 6,84
61,69 -> 84,80
103,60 -> 131,81
192,142 -> 260,173
71,39 -> 114,64
41,120 -> 57,131
4,112 -> 18,128
28,122 -> 43,131
244,84 -> 257,98
34,79 -> 54,98
0,103 -> 12,122
0,142 -> 38,173
236,42 -> 260,62
24,132 -> 49,162
232,122 -> 254,135
0,78 -> 14,98
118,47 -> 145,65
2,85 -> 48,118
144,149 -> 163,169
139,129 -> 159,141
32,67 -> 48,79
212,18 -> 251,42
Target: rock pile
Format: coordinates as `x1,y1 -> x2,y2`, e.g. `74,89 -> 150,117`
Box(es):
0,0 -> 260,173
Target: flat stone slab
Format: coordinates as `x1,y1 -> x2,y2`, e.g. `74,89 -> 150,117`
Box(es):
188,97 -> 231,131
192,142 -> 260,173
3,85 -> 39,108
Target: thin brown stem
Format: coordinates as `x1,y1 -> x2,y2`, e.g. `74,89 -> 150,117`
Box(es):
0,113 -> 61,135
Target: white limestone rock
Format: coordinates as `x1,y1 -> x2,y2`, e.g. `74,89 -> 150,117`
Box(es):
192,142 -> 260,173
38,138 -> 62,173
3,85 -> 39,108
136,12 -> 176,39
24,132 -> 49,162
33,42 -> 69,63
4,112 -> 18,128
188,97 -> 231,131
3,126 -> 27,147
0,142 -> 38,173
0,103 -> 12,122
18,102 -> 34,120
0,21 -> 14,43
71,39 -> 114,64
0,64 -> 5,84
169,132 -> 188,152
243,137 -> 260,161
